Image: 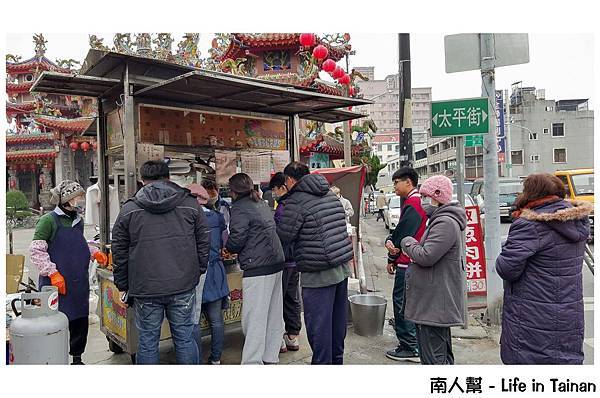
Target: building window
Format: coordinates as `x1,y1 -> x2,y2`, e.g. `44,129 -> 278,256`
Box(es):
529,154 -> 540,163
377,144 -> 382,152
552,122 -> 565,137
395,145 -> 399,151
529,132 -> 538,140
553,148 -> 567,163
543,128 -> 549,134
511,150 -> 524,165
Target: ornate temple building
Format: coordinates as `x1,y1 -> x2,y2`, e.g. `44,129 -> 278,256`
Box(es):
208,33 -> 373,167
6,34 -> 97,208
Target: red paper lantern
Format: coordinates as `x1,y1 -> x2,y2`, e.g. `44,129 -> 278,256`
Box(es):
339,74 -> 351,85
332,66 -> 345,80
30,163 -> 37,171
312,44 -> 328,60
322,59 -> 336,73
69,142 -> 79,151
9,179 -> 17,190
81,142 -> 90,152
299,33 -> 316,47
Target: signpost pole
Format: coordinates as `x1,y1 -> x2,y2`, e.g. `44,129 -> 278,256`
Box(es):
480,34 -> 503,326
456,135 -> 468,329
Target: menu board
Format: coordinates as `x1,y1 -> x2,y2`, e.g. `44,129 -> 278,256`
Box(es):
271,150 -> 290,173
215,150 -> 238,185
241,151 -> 272,183
106,109 -> 124,148
138,105 -> 286,150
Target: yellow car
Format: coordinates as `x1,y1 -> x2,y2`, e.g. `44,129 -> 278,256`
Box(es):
555,169 -> 594,242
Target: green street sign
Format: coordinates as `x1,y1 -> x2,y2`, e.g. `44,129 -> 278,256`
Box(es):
465,134 -> 484,147
431,97 -> 489,137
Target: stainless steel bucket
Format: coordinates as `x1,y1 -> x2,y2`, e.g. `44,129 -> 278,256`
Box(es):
348,294 -> 387,337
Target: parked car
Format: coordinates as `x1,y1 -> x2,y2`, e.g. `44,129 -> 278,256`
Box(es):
470,178 -> 522,222
555,168 -> 594,242
383,195 -> 401,231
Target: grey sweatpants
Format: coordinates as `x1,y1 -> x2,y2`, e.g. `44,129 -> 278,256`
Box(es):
241,271 -> 284,364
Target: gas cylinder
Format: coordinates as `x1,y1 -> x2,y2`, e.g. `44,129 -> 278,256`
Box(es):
9,286 -> 69,364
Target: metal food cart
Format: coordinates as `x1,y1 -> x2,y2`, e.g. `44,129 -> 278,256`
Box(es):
30,49 -> 371,361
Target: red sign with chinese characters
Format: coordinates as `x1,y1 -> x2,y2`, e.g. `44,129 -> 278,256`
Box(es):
465,206 -> 487,296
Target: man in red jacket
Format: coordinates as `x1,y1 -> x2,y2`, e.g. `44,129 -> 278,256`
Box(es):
384,167 -> 428,362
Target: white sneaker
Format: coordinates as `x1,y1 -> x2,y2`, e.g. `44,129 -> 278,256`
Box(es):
210,360 -> 221,365
280,339 -> 288,353
283,334 -> 299,351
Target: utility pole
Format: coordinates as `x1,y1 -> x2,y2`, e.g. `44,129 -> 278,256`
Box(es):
504,89 -> 513,177
480,34 -> 503,326
398,33 -> 413,168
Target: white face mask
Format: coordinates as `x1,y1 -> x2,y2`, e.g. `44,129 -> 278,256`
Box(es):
68,198 -> 86,214
421,196 -> 432,206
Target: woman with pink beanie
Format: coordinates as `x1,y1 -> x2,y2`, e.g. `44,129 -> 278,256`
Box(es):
400,175 -> 467,365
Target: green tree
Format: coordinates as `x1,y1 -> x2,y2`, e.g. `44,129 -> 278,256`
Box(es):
6,190 -> 31,254
365,155 -> 386,187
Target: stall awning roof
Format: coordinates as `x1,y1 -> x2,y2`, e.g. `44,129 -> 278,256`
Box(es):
30,55 -> 372,122
30,72 -> 121,98
133,70 -> 371,117
298,108 -> 366,123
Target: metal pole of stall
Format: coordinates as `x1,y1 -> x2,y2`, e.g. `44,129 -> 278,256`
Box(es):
97,99 -> 110,250
123,62 -> 138,199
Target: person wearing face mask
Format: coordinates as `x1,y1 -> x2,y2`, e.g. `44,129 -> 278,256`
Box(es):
400,175 -> 467,365
383,167 -> 428,362
202,179 -> 231,245
269,172 -> 302,353
29,180 -> 107,365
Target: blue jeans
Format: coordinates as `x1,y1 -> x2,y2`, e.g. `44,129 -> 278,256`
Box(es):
392,267 -> 418,352
193,299 -> 225,363
134,289 -> 199,364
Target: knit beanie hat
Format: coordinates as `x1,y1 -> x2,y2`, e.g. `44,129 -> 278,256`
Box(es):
50,180 -> 85,205
187,183 -> 210,205
419,175 -> 453,205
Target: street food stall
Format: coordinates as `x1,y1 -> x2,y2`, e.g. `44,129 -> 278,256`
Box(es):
313,166 -> 368,293
31,49 -> 371,361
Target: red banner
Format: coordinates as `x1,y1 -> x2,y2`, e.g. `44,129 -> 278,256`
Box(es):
465,206 -> 487,296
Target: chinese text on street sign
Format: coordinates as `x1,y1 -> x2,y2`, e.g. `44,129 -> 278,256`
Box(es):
465,206 -> 487,295
431,98 -> 489,137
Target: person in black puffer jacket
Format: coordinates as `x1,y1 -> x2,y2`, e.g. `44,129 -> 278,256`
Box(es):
225,173 -> 285,365
276,162 -> 353,365
112,160 -> 210,365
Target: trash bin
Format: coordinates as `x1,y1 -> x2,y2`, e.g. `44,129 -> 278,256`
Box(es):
348,294 -> 387,337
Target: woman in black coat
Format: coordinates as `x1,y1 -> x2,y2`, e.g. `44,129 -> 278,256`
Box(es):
225,173 -> 285,364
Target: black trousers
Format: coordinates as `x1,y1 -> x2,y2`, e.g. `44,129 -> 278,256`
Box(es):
282,267 -> 302,336
415,324 -> 454,365
376,209 -> 385,221
69,317 -> 89,357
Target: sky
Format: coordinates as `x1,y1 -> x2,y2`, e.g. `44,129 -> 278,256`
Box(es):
5,33 -> 595,107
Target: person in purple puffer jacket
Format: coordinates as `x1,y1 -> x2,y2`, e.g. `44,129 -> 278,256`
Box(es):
269,172 -> 302,353
496,173 -> 592,364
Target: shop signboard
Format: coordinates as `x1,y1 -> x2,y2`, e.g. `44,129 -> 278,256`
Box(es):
138,105 -> 286,150
464,206 -> 487,296
100,278 -> 127,340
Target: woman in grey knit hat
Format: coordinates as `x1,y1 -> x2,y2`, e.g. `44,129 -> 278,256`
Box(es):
30,179 -> 106,364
